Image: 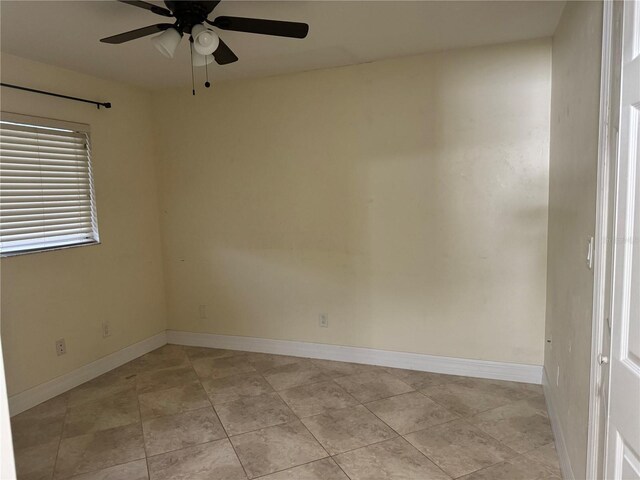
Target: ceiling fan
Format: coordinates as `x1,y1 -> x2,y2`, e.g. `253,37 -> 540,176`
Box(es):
100,0 -> 309,67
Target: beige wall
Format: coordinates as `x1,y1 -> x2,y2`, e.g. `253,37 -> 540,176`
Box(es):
0,54 -> 167,396
0,37 -> 553,398
154,39 -> 552,366
544,2 -> 603,479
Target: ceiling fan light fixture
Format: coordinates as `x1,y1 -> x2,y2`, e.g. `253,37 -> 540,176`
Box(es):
191,23 -> 219,56
192,52 -> 215,67
102,0 -> 311,75
151,27 -> 182,58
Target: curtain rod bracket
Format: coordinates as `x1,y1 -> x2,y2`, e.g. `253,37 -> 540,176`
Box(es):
1,82 -> 112,109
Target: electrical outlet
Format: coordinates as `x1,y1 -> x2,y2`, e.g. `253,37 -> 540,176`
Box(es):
319,313 -> 329,328
198,305 -> 207,319
55,338 -> 66,356
102,321 -> 111,338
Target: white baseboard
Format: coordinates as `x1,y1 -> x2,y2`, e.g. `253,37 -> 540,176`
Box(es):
7,330 -> 543,417
8,331 -> 167,416
167,330 -> 543,384
543,368 -> 575,480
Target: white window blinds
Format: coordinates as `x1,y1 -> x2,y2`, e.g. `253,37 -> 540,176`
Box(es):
0,113 -> 99,256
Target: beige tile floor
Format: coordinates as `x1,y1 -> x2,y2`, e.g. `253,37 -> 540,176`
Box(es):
10,345 -> 562,480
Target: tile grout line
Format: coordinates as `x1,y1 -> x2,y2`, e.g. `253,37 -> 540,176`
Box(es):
253,354 -> 347,478
271,373 -> 356,480
330,436 -> 398,458
249,456 -> 353,480
132,347 -> 248,477
357,395 -> 456,479
362,392 -> 465,438
221,383 -> 364,440
263,366 -> 333,393
402,394 -> 555,479
186,348 -> 252,480
56,383 -> 147,479
448,449 -> 558,480
55,349 -> 191,478
183,349 -> 250,478
328,456 -> 355,480
418,381 -> 545,420
454,398 -> 552,454
61,458 -> 147,479
400,417 -> 514,479
214,353 -> 330,478
135,362 -> 208,398
209,354 -> 302,438
50,392 -> 71,480
278,377 -> 359,418
265,362 -> 419,479
132,366 -> 152,480
345,377 -> 416,404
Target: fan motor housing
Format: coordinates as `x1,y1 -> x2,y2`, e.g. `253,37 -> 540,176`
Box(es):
165,1 -> 218,34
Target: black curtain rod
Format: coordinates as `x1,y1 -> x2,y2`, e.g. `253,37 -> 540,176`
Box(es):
0,83 -> 112,109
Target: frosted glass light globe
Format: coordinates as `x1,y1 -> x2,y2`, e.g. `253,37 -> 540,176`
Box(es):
192,24 -> 220,56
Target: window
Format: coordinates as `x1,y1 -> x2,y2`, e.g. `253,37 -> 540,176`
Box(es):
0,113 -> 99,256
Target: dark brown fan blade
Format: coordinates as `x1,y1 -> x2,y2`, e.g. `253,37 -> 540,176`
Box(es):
212,39 -> 238,65
100,24 -> 173,44
209,16 -> 309,39
118,0 -> 173,17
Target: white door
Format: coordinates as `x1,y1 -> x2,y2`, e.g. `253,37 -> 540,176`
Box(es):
605,1 -> 640,479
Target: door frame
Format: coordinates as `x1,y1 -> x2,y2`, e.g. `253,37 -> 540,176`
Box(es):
0,339 -> 16,479
587,1 -> 623,478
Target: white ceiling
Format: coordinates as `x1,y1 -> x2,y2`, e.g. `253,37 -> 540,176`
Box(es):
0,1 -> 565,89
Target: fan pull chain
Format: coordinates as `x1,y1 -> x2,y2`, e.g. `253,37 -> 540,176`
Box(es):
205,59 -> 211,88
189,38 -> 196,96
